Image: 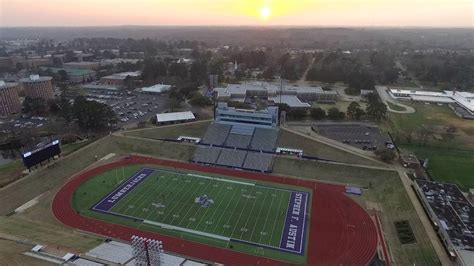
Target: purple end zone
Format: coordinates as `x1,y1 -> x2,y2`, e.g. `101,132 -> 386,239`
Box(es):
279,191 -> 309,254
92,168 -> 155,212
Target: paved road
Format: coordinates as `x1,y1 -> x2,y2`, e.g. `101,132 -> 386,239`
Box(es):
284,126 -> 451,265
376,86 -> 416,114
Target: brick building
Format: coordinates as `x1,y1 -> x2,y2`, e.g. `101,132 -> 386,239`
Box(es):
20,75 -> 54,100
0,81 -> 22,116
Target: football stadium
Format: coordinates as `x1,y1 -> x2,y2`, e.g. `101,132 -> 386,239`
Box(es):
47,104 -> 388,265
53,155 -> 378,265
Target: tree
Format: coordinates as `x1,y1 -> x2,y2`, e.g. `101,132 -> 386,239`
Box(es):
189,61 -> 208,83
375,148 -> 396,163
58,70 -> 68,82
288,108 -> 307,120
346,102 -> 365,120
327,107 -> 345,120
310,107 -> 326,120
189,93 -> 212,107
168,88 -> 185,111
23,97 -> 48,116
365,94 -> 387,121
72,96 -> 117,130
58,97 -> 73,122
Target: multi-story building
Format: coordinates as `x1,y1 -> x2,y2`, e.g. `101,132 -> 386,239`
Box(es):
20,75 -> 54,100
215,102 -> 278,128
0,81 -> 22,116
214,82 -> 338,108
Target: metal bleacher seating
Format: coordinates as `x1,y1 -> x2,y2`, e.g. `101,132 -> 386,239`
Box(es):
216,149 -> 247,168
201,123 -> 231,146
225,133 -> 252,149
243,152 -> 274,172
192,146 -> 222,164
230,125 -> 255,135
250,128 -> 279,152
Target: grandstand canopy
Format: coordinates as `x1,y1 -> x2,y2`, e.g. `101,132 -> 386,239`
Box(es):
156,111 -> 195,123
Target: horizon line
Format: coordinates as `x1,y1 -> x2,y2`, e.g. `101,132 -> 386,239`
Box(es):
1,24 -> 473,29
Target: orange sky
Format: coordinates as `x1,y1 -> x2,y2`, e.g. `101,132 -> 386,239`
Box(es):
0,0 -> 473,27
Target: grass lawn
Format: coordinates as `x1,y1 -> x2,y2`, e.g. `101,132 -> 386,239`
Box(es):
73,165 -> 309,263
124,120 -> 211,140
386,101 -> 407,112
386,103 -> 474,148
0,160 -> 24,188
273,158 -> 440,266
278,129 -> 383,167
0,131 -> 439,266
0,239 -> 54,266
400,145 -> 474,191
313,101 -> 367,112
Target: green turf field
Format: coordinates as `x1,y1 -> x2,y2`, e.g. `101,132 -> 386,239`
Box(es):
73,165 -> 310,263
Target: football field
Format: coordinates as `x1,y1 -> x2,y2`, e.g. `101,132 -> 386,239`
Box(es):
90,167 -> 309,255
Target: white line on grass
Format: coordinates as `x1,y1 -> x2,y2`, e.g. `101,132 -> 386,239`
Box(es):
229,186 -> 257,238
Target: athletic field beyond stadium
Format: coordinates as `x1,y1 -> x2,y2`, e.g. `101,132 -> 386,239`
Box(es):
90,167 -> 309,255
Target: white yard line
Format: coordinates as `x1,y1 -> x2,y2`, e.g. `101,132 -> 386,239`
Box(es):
196,181 -> 229,228
268,191 -> 285,246
238,188 -> 261,240
174,178 -> 213,227
115,169 -> 165,215
143,220 -> 230,241
187,173 -> 255,186
229,186 -> 257,238
248,190 -> 270,242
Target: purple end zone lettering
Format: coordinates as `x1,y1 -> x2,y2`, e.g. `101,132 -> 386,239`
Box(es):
92,168 -> 154,212
279,191 -> 309,254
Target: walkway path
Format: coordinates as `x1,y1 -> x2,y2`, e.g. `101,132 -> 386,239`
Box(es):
376,86 -> 416,114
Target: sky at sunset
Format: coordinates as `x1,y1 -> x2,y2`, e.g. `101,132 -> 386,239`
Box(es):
1,0 -> 473,27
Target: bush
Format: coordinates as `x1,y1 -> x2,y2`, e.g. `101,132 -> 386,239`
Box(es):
375,148 -> 396,163
288,108 -> 308,120
327,107 -> 345,120
189,93 -> 212,107
310,107 -> 326,120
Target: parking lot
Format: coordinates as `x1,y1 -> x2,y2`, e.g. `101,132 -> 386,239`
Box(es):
314,123 -> 392,151
0,115 -> 49,134
84,90 -> 169,127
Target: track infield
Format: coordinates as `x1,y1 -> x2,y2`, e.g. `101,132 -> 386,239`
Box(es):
56,155 -> 378,265
89,166 -> 309,255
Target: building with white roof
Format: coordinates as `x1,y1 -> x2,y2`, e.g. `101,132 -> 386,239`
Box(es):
140,84 -> 172,94
214,82 -> 337,108
389,89 -> 474,119
156,111 -> 195,124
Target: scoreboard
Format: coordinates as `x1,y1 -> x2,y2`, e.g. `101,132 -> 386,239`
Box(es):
22,140 -> 61,169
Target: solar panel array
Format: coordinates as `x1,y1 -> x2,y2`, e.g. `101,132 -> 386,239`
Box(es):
243,152 -> 274,172
201,124 -> 231,146
250,128 -> 279,152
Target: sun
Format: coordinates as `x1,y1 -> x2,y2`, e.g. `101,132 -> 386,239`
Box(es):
260,6 -> 271,20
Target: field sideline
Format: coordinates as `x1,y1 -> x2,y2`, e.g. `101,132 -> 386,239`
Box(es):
56,155 -> 378,265
77,165 -> 309,258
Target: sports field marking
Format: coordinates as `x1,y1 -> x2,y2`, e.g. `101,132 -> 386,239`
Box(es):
187,173 -> 255,186
91,167 -> 309,255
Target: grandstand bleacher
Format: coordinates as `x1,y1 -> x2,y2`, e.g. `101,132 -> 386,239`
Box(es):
250,128 -> 279,152
216,149 -> 247,168
201,124 -> 231,146
243,152 -> 274,172
192,146 -> 222,164
194,122 -> 280,172
225,133 -> 252,149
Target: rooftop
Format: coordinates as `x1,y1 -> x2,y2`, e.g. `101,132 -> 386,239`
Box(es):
156,111 -> 195,123
101,71 -> 141,80
40,67 -> 95,76
19,75 -> 52,83
140,84 -> 172,93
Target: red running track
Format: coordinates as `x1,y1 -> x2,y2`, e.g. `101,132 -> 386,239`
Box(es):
52,155 -> 378,265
